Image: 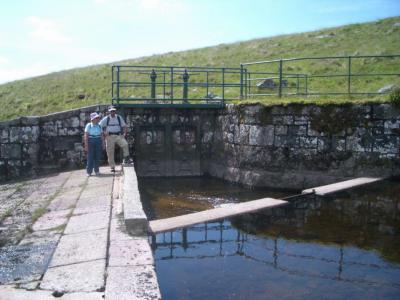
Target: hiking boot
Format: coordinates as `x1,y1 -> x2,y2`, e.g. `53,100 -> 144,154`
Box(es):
110,167 -> 115,173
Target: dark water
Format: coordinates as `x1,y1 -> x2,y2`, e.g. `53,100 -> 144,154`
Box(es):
139,177 -> 400,300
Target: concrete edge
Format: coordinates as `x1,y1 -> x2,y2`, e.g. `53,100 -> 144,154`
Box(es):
121,164 -> 149,236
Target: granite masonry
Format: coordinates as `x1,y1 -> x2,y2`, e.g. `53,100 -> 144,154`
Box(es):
1,103 -> 399,189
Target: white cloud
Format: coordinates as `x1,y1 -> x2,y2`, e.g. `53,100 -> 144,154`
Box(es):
0,63 -> 53,84
25,16 -> 72,44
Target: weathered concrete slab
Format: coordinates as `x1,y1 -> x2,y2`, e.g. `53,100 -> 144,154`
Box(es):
105,265 -> 161,300
62,172 -> 88,189
47,187 -> 82,211
74,196 -> 111,215
80,186 -> 112,200
31,209 -> 70,231
0,286 -> 104,300
302,177 -> 384,196
122,166 -> 148,236
19,230 -> 61,246
149,197 -> 288,234
49,229 -> 107,267
0,243 -> 57,284
64,211 -> 109,234
40,259 -> 106,293
108,238 -> 154,267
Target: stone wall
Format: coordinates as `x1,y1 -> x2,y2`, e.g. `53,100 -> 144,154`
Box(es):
208,104 -> 400,189
0,105 -> 107,180
1,103 -> 399,188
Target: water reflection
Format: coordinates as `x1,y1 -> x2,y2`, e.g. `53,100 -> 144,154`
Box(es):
151,220 -> 400,300
141,177 -> 400,300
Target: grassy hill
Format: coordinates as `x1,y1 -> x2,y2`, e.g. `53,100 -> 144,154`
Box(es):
0,16 -> 399,121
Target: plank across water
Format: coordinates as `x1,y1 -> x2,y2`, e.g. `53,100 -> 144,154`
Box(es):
302,177 -> 383,196
149,198 -> 288,234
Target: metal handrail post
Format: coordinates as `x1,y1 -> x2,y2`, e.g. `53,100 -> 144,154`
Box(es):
111,66 -> 114,104
182,69 -> 189,103
150,69 -> 157,101
278,59 -> 283,98
116,66 -> 120,106
222,68 -> 225,105
245,68 -> 248,99
240,64 -> 244,99
348,56 -> 352,95
170,67 -> 174,104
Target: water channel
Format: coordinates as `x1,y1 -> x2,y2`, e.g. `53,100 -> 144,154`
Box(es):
139,177 -> 400,300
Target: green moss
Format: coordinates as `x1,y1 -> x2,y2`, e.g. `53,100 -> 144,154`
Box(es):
310,105 -> 358,135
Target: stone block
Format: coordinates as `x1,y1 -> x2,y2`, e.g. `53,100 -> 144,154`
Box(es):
123,166 -> 148,236
299,136 -> 318,149
74,195 -> 111,215
20,126 -> 40,142
108,238 -> 154,267
262,125 -> 275,146
239,124 -> 250,144
1,144 -> 21,159
32,209 -> 70,231
294,115 -> 309,125
20,116 -> 40,126
50,229 -> 107,267
249,125 -> 263,145
288,125 -> 307,136
9,127 -> 21,143
0,128 -> 9,143
373,104 -> 400,119
41,260 -> 105,293
275,125 -> 287,135
384,119 -> 400,134
64,211 -> 109,234
105,266 -> 161,300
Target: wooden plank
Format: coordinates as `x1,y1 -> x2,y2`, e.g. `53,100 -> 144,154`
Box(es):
302,177 -> 383,196
149,198 -> 288,234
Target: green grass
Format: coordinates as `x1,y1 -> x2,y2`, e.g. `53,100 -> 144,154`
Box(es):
31,207 -> 47,223
0,16 -> 399,121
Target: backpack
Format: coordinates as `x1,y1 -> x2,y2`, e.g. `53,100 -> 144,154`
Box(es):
106,115 -> 122,127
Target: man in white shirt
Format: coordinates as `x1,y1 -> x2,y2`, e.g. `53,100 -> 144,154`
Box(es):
99,106 -> 131,172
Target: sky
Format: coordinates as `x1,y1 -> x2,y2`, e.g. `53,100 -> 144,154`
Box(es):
0,0 -> 399,84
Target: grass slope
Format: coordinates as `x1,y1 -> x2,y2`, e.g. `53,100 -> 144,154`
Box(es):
0,16 -> 399,121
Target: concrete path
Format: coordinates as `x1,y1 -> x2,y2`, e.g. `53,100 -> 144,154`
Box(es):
0,167 -> 161,299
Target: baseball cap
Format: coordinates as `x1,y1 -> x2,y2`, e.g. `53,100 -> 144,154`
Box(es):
108,106 -> 117,112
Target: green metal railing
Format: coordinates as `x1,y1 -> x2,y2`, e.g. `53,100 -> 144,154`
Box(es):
241,55 -> 400,98
112,65 -> 243,108
112,55 -> 399,107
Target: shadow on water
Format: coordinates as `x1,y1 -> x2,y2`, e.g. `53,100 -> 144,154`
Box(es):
140,177 -> 400,300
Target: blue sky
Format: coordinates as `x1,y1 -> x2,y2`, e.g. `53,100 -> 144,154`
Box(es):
0,0 -> 399,84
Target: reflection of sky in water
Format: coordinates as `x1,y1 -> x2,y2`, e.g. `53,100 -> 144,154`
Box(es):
140,177 -> 400,300
153,222 -> 400,300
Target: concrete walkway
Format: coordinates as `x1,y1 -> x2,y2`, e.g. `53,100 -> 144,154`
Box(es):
0,167 -> 161,299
